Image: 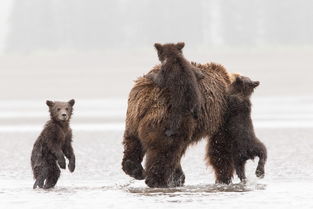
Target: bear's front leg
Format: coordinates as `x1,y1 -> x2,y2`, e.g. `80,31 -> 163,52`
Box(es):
52,147 -> 66,169
253,140 -> 267,178
48,140 -> 66,169
56,151 -> 66,169
63,139 -> 76,172
122,133 -> 145,180
68,157 -> 75,173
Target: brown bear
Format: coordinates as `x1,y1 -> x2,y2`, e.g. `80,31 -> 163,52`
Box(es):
122,47 -> 234,187
31,99 -> 76,189
145,42 -> 204,137
214,75 -> 267,182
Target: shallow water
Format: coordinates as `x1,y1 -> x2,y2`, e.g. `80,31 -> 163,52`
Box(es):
0,97 -> 313,209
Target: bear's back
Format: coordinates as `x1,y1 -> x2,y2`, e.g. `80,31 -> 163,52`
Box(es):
125,62 -> 231,141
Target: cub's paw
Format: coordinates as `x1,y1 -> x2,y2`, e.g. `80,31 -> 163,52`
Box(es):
58,158 -> 66,169
255,167 -> 265,178
68,161 -> 75,172
165,129 -> 177,137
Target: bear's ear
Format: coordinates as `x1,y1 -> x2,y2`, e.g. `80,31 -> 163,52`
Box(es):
235,76 -> 243,85
68,99 -> 75,106
176,42 -> 185,50
46,100 -> 54,107
154,43 -> 163,52
252,81 -> 260,88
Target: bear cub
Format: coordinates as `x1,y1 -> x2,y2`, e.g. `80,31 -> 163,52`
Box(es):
146,42 -> 204,137
31,99 -> 76,189
226,75 -> 267,182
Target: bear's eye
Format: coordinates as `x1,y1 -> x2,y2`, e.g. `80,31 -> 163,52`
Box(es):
57,108 -> 61,111
65,108 -> 69,111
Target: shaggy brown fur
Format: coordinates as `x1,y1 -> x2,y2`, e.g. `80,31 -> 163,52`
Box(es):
226,75 -> 267,181
122,58 -> 233,187
31,99 -> 76,189
145,42 -> 204,137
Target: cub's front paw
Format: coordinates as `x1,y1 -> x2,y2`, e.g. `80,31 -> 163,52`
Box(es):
68,161 -> 75,172
58,158 -> 66,169
255,167 -> 265,178
191,106 -> 201,120
165,129 -> 177,137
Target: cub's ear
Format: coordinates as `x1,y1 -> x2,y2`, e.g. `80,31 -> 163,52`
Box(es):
68,99 -> 75,106
46,100 -> 54,107
154,43 -> 163,52
176,42 -> 185,50
235,76 -> 243,85
252,81 -> 260,88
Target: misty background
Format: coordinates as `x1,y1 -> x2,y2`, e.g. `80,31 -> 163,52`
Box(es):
0,0 -> 312,100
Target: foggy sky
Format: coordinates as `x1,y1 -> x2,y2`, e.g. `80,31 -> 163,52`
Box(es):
5,0 -> 313,52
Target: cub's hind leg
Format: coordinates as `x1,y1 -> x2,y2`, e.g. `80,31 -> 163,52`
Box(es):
43,162 -> 60,189
207,131 -> 234,184
233,155 -> 247,182
33,166 -> 48,189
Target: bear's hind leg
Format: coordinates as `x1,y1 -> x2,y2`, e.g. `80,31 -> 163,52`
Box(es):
43,163 -> 60,189
233,156 -> 247,182
170,164 -> 185,187
207,132 -> 234,184
122,133 -> 145,180
145,145 -> 183,188
33,167 -> 48,189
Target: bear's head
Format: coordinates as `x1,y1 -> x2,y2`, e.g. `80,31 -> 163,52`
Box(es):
46,99 -> 75,122
154,42 -> 185,63
229,75 -> 260,97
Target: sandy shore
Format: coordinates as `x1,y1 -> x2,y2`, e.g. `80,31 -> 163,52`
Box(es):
0,48 -> 312,100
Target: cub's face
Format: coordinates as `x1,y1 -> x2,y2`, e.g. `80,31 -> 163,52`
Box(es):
231,76 -> 260,97
154,42 -> 185,62
46,99 -> 75,122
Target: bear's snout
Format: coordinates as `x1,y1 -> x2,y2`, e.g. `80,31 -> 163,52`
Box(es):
59,111 -> 68,121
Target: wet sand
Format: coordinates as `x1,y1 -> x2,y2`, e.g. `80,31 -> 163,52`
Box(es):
0,127 -> 312,209
0,97 -> 312,208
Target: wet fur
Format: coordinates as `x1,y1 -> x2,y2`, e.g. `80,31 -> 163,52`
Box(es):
31,100 -> 76,189
211,76 -> 267,182
122,61 -> 233,187
146,43 -> 204,137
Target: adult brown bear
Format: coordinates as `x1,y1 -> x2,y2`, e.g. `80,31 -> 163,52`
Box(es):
122,43 -> 233,187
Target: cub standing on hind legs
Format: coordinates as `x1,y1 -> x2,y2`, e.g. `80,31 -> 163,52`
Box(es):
31,99 -> 76,189
227,75 -> 267,182
146,42 -> 204,137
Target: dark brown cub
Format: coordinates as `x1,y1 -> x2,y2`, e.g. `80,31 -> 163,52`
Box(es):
146,42 -> 204,137
226,76 -> 267,182
31,99 -> 76,189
